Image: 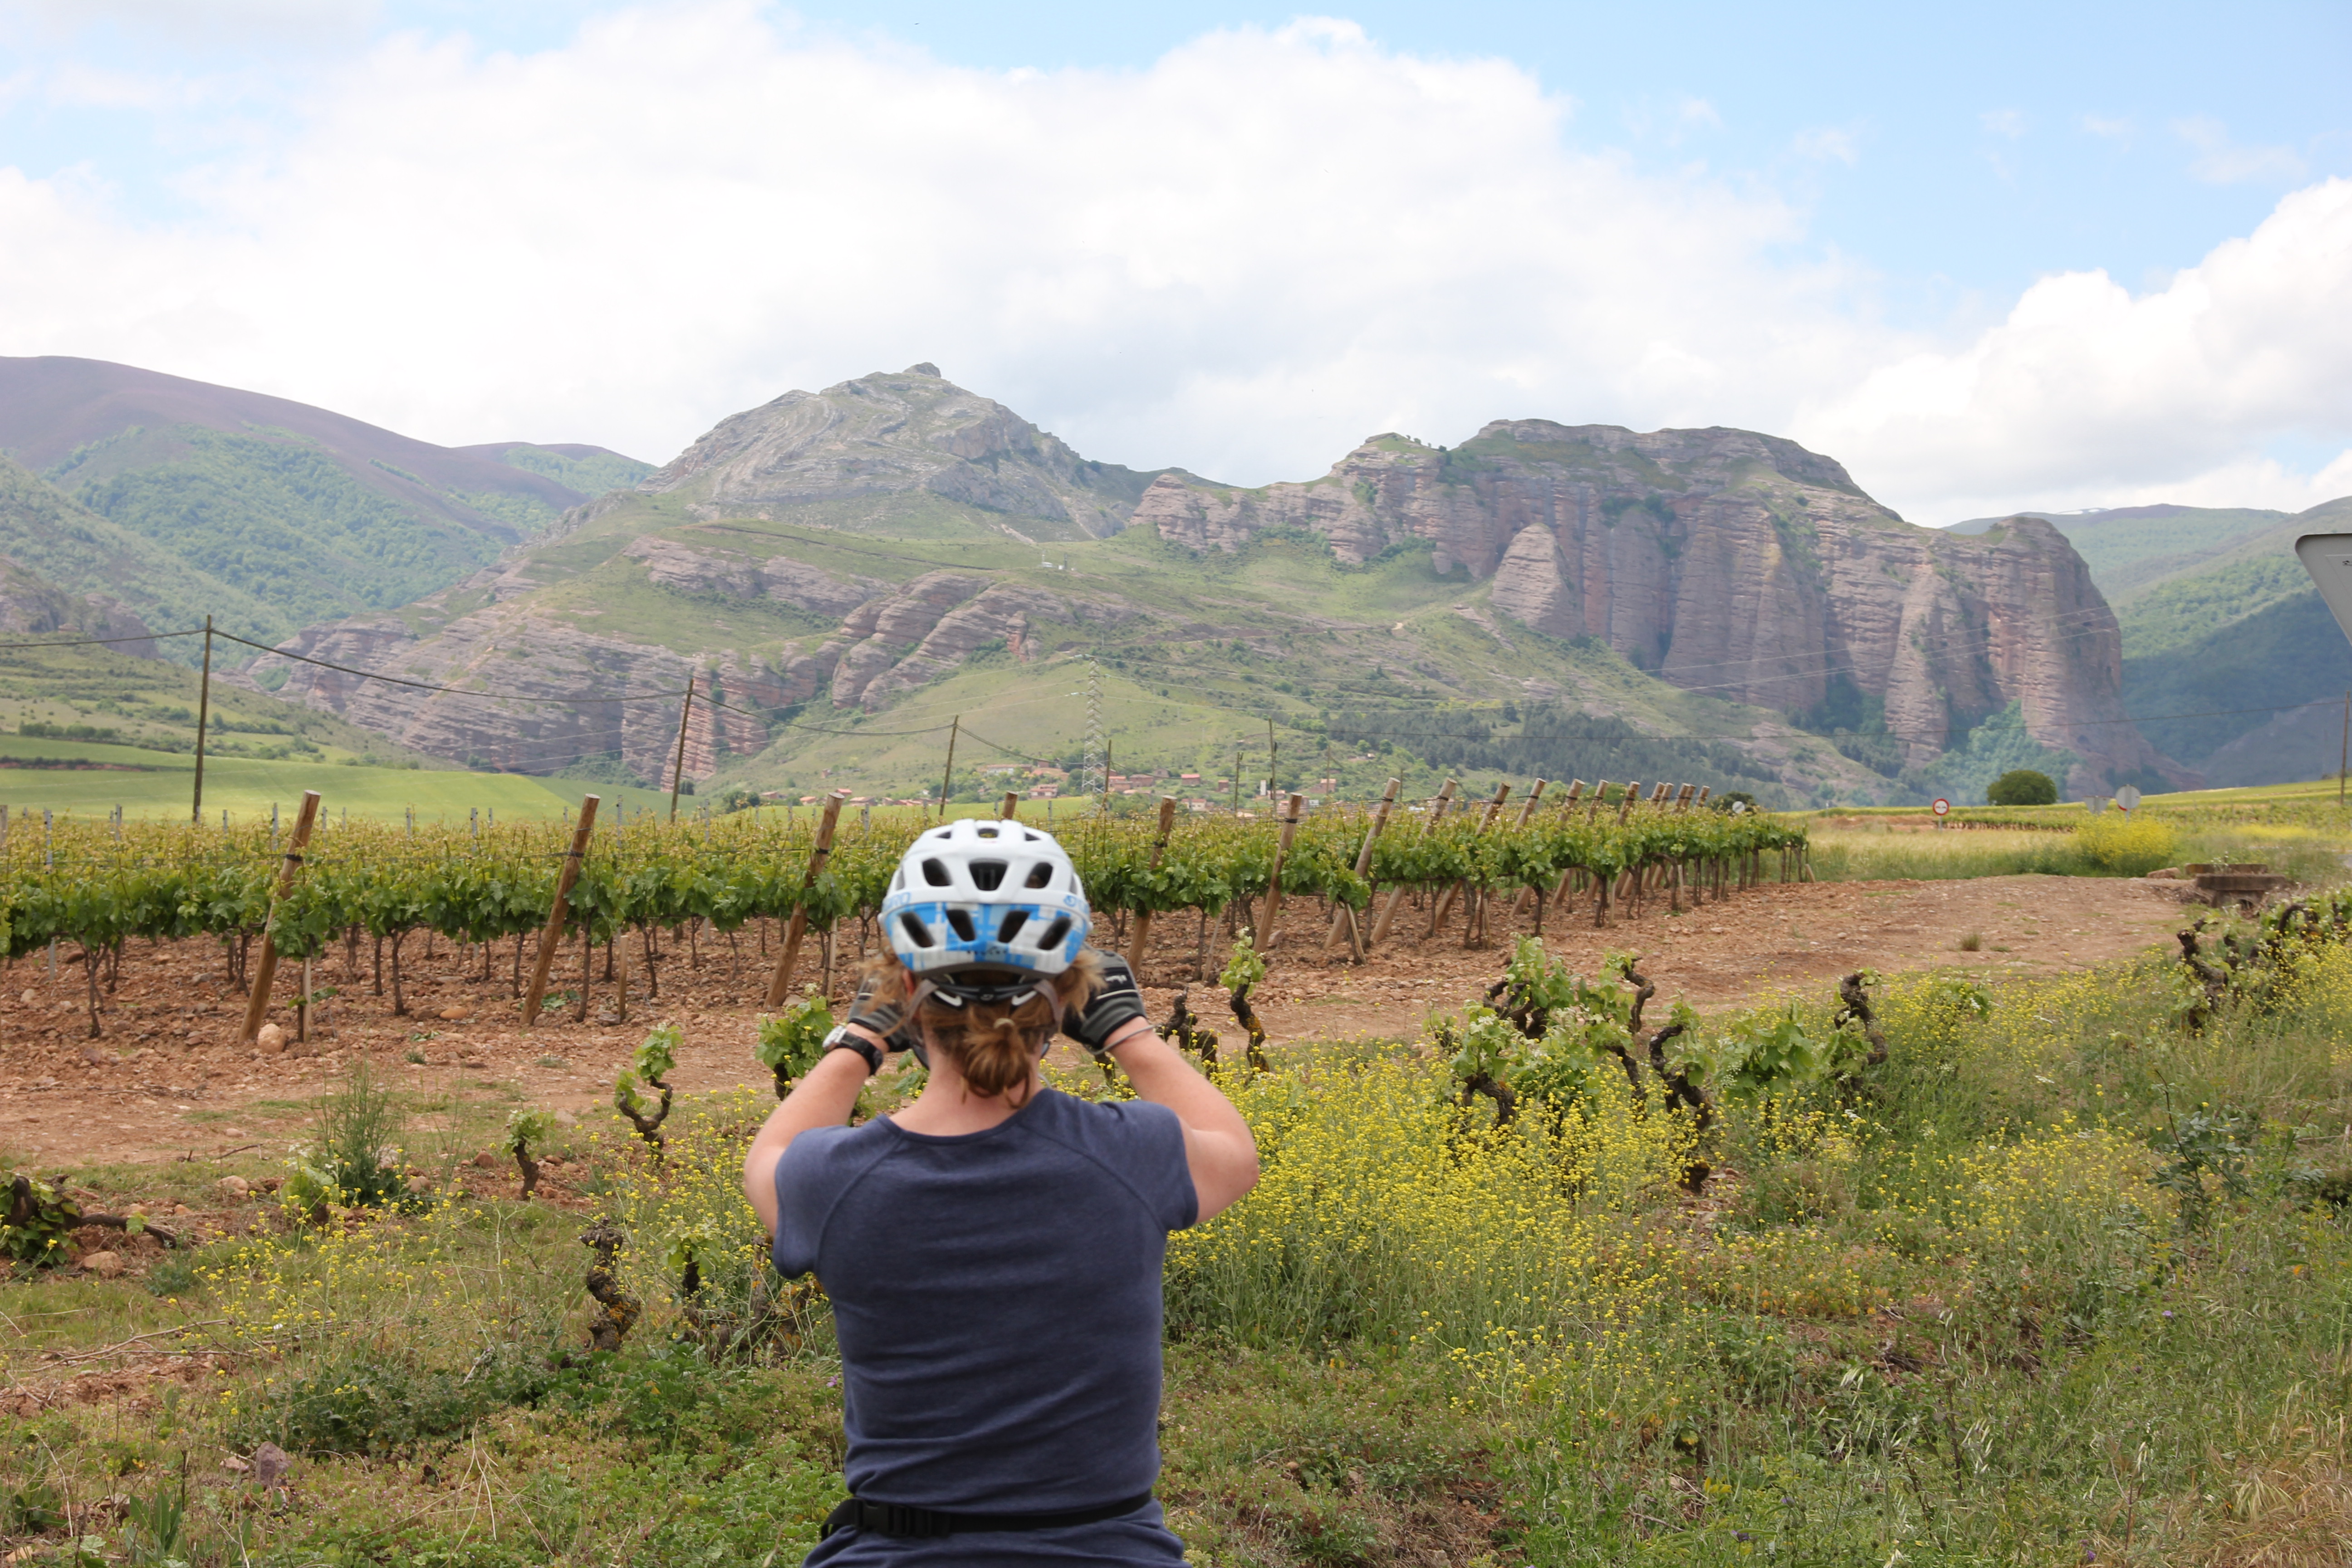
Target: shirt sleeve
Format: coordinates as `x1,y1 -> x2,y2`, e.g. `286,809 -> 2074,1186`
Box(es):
771,1124 -> 858,1278
1098,1099 -> 1199,1233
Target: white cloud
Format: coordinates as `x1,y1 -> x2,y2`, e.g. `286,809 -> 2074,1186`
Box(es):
0,0 -> 376,44
1799,178 -> 2352,521
2173,114 -> 2305,185
2080,113 -> 2132,146
0,1 -> 2343,532
1980,108 -> 2027,139
1791,125 -> 1859,166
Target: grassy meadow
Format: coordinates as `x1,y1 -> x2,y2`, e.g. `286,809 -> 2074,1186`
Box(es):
1806,787 -> 2352,886
7,912 -> 2352,1566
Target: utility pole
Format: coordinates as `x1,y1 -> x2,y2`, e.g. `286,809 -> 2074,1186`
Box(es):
1231,743 -> 1243,815
2340,689 -> 2348,809
667,675 -> 696,822
191,615 -> 213,824
939,715 -> 960,820
1264,717 -> 1277,798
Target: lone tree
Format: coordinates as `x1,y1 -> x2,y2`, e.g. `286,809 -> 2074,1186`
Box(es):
1986,768 -> 2059,806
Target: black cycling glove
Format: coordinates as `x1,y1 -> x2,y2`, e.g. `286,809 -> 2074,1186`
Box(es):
1063,950 -> 1150,1058
844,973 -> 922,1056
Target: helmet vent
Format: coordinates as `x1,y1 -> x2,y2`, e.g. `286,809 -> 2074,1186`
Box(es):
1039,915 -> 1073,951
970,860 -> 1007,891
996,910 -> 1029,943
921,858 -> 953,887
1023,863 -> 1053,889
977,826 -> 1000,839
945,908 -> 977,942
897,912 -> 935,948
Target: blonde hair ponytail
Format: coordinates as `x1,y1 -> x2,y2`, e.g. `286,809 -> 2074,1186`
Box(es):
861,951 -> 1103,1106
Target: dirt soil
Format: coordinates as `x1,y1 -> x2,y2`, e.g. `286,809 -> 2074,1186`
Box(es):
0,872 -> 2198,1173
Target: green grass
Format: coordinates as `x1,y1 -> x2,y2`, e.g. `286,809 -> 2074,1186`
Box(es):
7,935 -> 2352,1565
0,744 -> 676,823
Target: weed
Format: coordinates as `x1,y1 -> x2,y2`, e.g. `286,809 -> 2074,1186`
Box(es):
2150,1100 -> 2260,1229
1957,930 -> 1983,951
286,1056 -> 416,1213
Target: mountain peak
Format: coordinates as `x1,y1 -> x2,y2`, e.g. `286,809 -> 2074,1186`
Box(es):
637,368 -> 1171,539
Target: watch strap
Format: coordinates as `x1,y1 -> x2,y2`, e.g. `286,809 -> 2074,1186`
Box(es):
823,1024 -> 884,1076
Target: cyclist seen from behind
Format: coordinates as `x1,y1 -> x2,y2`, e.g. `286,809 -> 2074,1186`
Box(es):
743,817 -> 1261,1565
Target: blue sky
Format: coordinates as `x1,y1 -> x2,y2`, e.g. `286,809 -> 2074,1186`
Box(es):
2,1 -> 2347,520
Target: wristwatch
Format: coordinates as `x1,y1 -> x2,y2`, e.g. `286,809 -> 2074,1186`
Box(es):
822,1024 -> 883,1076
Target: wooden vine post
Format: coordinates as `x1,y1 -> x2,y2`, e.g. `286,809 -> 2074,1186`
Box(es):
1325,776 -> 1400,958
1253,793 -> 1307,951
999,790 -> 1020,820
1368,778 -> 1457,949
765,790 -> 849,1006
523,794 -> 601,1028
240,790 -> 321,1044
1124,796 -> 1180,972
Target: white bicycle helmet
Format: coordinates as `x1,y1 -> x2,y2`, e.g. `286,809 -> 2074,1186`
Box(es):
881,818 -> 1092,978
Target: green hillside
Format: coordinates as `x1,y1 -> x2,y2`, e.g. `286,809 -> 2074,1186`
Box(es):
0,454 -> 282,654
2062,507 -> 2288,601
1948,504 -> 2287,602
0,357 -> 655,654
2124,588 -> 2352,765
50,425 -> 517,636
462,442 -> 657,498
2115,550 -> 2311,657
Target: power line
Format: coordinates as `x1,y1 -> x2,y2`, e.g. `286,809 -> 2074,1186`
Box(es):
0,629 -> 206,651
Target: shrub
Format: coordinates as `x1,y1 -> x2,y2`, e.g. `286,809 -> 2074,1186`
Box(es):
1986,768 -> 2058,805
234,1341 -> 562,1456
2073,810 -> 2178,876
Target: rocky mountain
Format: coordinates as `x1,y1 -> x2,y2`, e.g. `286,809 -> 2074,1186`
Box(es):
0,356 -> 649,646
612,363 -> 1197,541
1137,423 -> 2181,796
225,365 -> 2175,804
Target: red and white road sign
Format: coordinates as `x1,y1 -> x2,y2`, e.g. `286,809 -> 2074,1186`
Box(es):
1931,798 -> 1950,817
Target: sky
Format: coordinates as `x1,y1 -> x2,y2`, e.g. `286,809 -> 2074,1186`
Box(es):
0,0 -> 2347,524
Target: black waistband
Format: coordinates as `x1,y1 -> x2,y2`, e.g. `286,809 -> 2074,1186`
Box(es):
820,1492 -> 1153,1540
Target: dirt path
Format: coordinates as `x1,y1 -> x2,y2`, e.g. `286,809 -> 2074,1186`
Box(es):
0,874 -> 2197,1171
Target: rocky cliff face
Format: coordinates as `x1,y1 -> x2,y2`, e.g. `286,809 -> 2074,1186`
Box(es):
237,546 -> 1142,784
627,364 -> 1183,541
1134,422 -> 2184,794
0,555 -> 158,656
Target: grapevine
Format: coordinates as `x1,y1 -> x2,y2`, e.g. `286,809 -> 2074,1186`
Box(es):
0,794 -> 1807,1036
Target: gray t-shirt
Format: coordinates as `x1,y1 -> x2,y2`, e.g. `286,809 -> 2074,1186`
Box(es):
774,1087 -> 1198,1565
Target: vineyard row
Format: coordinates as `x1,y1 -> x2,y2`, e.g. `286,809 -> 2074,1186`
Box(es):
0,779 -> 1808,1038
